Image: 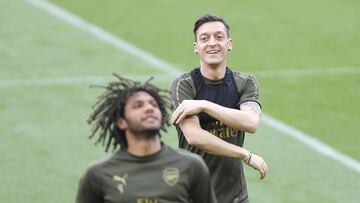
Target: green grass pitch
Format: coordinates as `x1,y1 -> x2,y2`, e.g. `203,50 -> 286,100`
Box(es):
1,0 -> 359,202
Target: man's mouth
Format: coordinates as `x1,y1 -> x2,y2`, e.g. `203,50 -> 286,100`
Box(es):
143,116 -> 158,121
207,50 -> 219,54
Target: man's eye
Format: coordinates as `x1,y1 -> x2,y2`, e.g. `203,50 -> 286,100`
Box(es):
200,37 -> 207,41
151,102 -> 159,108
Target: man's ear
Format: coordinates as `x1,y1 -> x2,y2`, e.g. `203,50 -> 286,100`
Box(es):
193,42 -> 199,54
227,38 -> 233,51
117,117 -> 127,130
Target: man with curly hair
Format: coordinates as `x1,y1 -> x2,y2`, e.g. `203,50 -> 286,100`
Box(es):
76,74 -> 217,203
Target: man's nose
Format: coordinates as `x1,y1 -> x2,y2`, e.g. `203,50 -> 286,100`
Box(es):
144,103 -> 155,112
208,36 -> 216,46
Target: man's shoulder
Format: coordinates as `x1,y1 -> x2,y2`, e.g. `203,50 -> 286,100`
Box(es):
231,70 -> 259,88
172,72 -> 192,85
232,70 -> 257,81
84,152 -> 118,174
170,70 -> 196,96
172,67 -> 199,82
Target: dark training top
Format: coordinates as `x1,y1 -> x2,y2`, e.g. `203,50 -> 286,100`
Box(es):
76,144 -> 217,203
171,67 -> 261,203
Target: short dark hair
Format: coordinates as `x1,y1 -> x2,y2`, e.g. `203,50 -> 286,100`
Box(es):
87,74 -> 172,152
193,13 -> 230,41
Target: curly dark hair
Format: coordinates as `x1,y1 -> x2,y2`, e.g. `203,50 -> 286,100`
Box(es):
87,73 -> 172,152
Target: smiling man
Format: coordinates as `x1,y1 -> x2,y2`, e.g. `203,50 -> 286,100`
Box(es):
171,14 -> 268,203
76,74 -> 217,203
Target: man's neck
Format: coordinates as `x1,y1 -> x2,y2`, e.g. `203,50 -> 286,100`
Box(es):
199,62 -> 227,80
126,134 -> 161,157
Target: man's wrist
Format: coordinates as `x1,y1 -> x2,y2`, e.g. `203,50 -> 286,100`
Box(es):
243,150 -> 252,164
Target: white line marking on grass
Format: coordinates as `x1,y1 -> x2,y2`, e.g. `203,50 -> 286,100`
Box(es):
0,75 -> 169,87
262,114 -> 360,174
253,67 -> 360,78
25,0 -> 360,174
25,0 -> 182,77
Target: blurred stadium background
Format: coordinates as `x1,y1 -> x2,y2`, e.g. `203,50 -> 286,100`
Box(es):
1,0 -> 359,202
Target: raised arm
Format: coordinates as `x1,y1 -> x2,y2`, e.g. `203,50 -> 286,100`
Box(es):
172,100 -> 261,133
171,73 -> 261,133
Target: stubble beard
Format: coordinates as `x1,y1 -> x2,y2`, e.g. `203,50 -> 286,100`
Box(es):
127,121 -> 161,140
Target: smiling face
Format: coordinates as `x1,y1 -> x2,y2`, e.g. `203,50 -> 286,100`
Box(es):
118,91 -> 162,139
193,21 -> 232,68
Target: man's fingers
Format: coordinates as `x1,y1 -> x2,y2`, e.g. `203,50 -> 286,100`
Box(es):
247,154 -> 268,180
171,112 -> 178,124
259,167 -> 265,180
172,113 -> 181,124
260,162 -> 268,180
257,163 -> 263,179
171,116 -> 178,124
176,109 -> 191,124
176,114 -> 184,124
171,106 -> 181,123
250,156 -> 267,180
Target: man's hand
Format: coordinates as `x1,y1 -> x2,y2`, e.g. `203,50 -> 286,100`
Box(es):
171,100 -> 206,124
245,152 -> 268,180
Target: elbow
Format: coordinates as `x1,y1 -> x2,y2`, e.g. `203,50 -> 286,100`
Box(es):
179,116 -> 208,147
245,118 -> 260,133
186,137 -> 197,145
179,117 -> 207,146
246,124 -> 258,133
184,133 -> 204,146
182,128 -> 207,147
